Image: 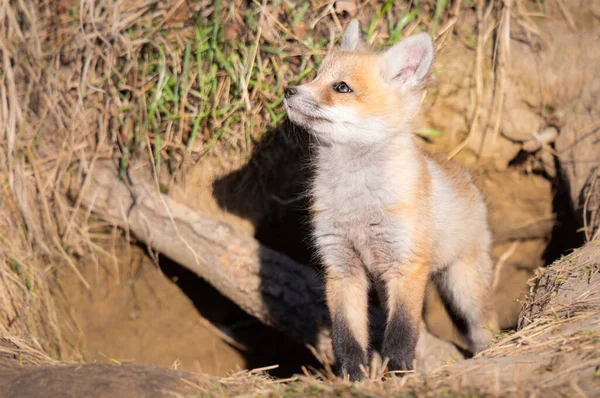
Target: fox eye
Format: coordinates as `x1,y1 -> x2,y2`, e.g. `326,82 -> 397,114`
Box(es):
333,82 -> 353,93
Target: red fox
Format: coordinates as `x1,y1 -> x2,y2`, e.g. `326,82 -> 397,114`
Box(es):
283,19 -> 498,380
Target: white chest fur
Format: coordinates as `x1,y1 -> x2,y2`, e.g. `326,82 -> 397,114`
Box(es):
312,138 -> 420,218
310,139 -> 422,273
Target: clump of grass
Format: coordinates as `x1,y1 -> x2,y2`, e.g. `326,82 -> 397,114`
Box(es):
63,0 -> 459,178
111,0 -> 328,175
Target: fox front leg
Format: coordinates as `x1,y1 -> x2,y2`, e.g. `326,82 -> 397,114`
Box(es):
325,265 -> 370,381
380,260 -> 429,372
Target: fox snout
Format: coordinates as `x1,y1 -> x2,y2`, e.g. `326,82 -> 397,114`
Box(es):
283,85 -> 313,124
284,87 -> 298,98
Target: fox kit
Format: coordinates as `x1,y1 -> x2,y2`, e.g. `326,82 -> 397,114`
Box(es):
283,19 -> 498,380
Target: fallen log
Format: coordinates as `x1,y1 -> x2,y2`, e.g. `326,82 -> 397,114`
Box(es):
75,161 -> 463,372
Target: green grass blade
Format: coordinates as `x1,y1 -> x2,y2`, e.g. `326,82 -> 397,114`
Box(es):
431,0 -> 449,35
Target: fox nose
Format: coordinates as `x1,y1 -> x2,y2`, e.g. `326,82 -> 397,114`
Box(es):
284,87 -> 298,98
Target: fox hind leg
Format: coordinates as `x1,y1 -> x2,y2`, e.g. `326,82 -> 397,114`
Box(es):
434,248 -> 498,353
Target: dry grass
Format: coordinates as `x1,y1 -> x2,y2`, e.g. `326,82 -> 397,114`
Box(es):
0,188 -> 66,358
0,334 -> 60,368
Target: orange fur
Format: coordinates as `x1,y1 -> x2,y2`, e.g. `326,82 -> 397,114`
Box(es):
326,271 -> 370,351
384,258 -> 430,322
305,52 -> 415,127
424,151 -> 479,201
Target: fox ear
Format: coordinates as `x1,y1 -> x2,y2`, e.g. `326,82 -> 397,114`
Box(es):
340,19 -> 364,51
382,33 -> 434,87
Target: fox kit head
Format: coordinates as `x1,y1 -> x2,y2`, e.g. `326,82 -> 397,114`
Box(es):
284,20 -> 434,146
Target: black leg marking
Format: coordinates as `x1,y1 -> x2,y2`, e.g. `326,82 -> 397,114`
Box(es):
381,305 -> 418,372
436,283 -> 470,338
433,269 -> 483,354
332,314 -> 367,381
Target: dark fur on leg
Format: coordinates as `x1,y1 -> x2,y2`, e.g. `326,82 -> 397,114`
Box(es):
434,272 -> 470,338
433,261 -> 497,354
381,305 -> 419,372
332,313 -> 367,381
